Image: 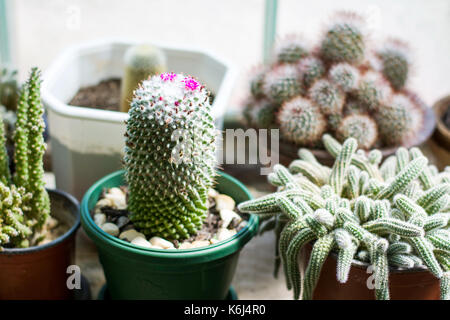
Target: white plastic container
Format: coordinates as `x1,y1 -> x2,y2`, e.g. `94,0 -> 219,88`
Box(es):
42,39 -> 236,199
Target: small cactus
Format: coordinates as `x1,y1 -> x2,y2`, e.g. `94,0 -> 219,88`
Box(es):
238,135 -> 450,300
336,114 -> 378,149
320,12 -> 366,64
355,71 -> 392,111
263,64 -> 302,105
249,66 -> 267,99
273,35 -> 309,64
297,56 -> 325,90
0,66 -> 18,111
244,98 -> 277,128
124,73 -> 216,240
328,63 -> 360,92
309,79 -> 344,116
278,97 -> 326,146
377,39 -> 410,90
120,44 -> 167,112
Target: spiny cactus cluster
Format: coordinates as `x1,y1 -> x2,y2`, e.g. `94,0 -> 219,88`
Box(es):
0,68 -> 50,249
124,72 -> 216,240
238,135 -> 450,300
120,44 -> 167,113
243,11 -> 424,150
0,66 -> 18,111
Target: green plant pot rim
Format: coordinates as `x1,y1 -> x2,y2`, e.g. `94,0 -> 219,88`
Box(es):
81,170 -> 259,263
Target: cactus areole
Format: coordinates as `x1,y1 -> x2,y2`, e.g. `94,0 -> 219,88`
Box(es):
124,73 -> 217,240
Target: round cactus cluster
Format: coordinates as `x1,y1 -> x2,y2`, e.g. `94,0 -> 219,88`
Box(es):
124,72 -> 217,240
242,11 -> 424,150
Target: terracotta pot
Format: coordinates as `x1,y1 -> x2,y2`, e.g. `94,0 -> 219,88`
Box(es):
0,189 -> 80,300
432,95 -> 450,151
303,245 -> 440,300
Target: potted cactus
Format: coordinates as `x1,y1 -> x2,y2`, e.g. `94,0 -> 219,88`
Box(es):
80,73 -> 258,299
0,68 -> 80,299
242,12 -> 435,166
42,39 -> 236,200
238,134 -> 449,300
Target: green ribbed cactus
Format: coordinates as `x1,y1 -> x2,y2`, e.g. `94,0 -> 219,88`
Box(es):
120,44 -> 167,112
336,114 -> 378,149
377,39 -> 410,91
274,35 -> 309,63
263,64 -> 302,105
238,135 -> 450,300
0,113 -> 11,185
124,73 -> 216,240
0,68 -> 50,248
320,12 -> 366,64
277,96 -> 326,146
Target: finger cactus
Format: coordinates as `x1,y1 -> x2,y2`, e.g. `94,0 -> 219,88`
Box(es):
0,68 -> 50,248
320,12 -> 366,64
124,72 -> 216,240
238,135 -> 450,300
120,44 -> 167,112
336,114 -> 378,149
278,97 -> 326,146
263,64 -> 302,105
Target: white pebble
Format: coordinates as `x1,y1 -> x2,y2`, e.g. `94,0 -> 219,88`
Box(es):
119,229 -> 145,242
95,198 -> 112,209
108,187 -> 125,196
94,213 -> 106,226
178,242 -> 193,249
101,223 -> 119,237
191,240 -> 210,248
216,228 -> 237,241
210,238 -> 219,244
131,237 -> 153,248
220,209 -> 242,228
150,236 -> 174,249
105,193 -> 127,210
215,194 -> 235,211
208,188 -> 219,198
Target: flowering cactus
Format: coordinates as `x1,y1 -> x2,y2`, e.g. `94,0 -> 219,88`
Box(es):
239,135 -> 450,300
124,72 -> 216,240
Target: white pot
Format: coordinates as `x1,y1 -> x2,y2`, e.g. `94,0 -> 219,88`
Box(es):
42,39 -> 237,199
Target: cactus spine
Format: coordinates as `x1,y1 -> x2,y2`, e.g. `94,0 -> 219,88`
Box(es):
124,73 -> 216,240
120,44 -> 167,113
238,135 -> 450,300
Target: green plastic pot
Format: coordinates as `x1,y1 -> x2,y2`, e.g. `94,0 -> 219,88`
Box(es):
81,170 -> 258,300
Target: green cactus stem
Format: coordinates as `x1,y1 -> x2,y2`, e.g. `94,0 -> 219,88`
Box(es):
0,112 -> 11,185
124,73 -> 216,240
336,114 -> 378,150
120,44 -> 167,113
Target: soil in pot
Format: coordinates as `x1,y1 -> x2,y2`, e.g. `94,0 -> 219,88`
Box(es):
69,78 -> 215,112
92,186 -> 249,250
0,190 -> 80,300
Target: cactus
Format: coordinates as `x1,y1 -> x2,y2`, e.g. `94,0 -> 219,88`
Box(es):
124,73 -> 216,240
244,98 -> 277,128
238,135 -> 450,300
320,12 -> 366,64
0,66 -> 18,111
329,63 -> 360,92
309,79 -> 344,116
355,71 -> 392,111
120,44 -> 167,113
249,66 -> 267,99
273,35 -> 309,63
278,96 -> 326,146
377,39 -> 410,90
297,56 -> 325,90
336,114 -> 378,149
263,64 -> 302,105
375,94 -> 417,146
0,68 -> 50,248
0,113 -> 11,185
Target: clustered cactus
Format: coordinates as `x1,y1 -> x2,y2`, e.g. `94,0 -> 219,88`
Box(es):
243,11 -> 424,150
238,135 -> 450,300
0,66 -> 18,111
0,68 -> 50,249
124,72 -> 216,240
120,44 -> 167,113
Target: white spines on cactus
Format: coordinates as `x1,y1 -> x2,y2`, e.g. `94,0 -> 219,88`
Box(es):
297,56 -> 325,90
336,114 -> 378,149
124,72 -> 216,240
356,71 -> 392,112
329,63 -> 360,92
277,96 -> 327,147
377,38 -> 411,91
273,34 -> 309,64
309,79 -> 345,116
263,64 -> 302,105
